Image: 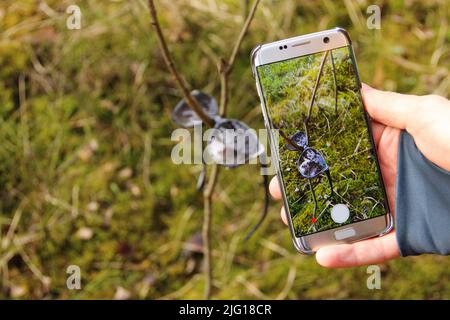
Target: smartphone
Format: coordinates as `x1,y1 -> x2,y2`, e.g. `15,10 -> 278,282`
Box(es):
251,28 -> 393,254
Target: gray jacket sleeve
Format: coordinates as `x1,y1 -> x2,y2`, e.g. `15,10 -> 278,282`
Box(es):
395,130 -> 450,256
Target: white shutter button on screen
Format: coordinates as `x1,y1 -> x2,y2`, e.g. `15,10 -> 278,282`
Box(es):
331,204 -> 350,223
332,204 -> 354,240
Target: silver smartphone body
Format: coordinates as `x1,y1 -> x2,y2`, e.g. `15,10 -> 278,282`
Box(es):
252,28 -> 393,254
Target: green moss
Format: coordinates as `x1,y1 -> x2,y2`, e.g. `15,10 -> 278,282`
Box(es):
0,0 -> 448,299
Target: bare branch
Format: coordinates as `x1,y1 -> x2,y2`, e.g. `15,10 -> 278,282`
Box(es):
202,164 -> 220,299
306,50 -> 329,122
308,179 -> 317,232
242,0 -> 250,19
228,0 -> 261,71
244,172 -> 269,240
147,0 -> 215,127
330,51 -> 338,115
203,0 -> 261,298
148,0 -> 262,300
304,50 -> 329,138
218,58 -> 229,117
219,0 -> 261,116
277,127 -> 302,152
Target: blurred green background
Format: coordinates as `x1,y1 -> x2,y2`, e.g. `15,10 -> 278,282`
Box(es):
0,0 -> 449,299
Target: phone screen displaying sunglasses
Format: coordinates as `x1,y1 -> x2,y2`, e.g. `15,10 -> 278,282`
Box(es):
257,45 -> 388,237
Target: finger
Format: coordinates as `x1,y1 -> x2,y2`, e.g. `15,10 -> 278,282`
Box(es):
370,120 -> 385,149
269,176 -> 282,200
315,232 -> 400,268
361,83 -> 421,131
280,206 -> 288,225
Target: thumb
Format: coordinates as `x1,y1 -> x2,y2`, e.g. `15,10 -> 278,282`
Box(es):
361,83 -> 422,131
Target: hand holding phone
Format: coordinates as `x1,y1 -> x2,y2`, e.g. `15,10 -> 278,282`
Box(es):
270,83 -> 401,267
252,28 -> 393,254
253,28 -> 450,264
271,83 -> 450,267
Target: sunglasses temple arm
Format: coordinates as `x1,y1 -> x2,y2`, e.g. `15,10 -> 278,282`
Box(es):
277,128 -> 303,152
308,179 -> 318,218
325,169 -> 334,200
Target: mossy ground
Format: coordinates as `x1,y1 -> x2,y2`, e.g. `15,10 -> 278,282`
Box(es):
0,0 -> 449,299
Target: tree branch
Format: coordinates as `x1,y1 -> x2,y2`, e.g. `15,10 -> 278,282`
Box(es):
203,0 -> 261,298
219,0 -> 261,116
242,0 -> 250,19
305,50 -> 329,137
306,50 -> 329,122
147,0 -> 215,127
202,164 -> 220,299
277,127 -> 303,152
148,0 -> 261,300
330,51 -> 338,116
244,171 -> 269,240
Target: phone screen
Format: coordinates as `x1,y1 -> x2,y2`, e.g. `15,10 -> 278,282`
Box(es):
257,45 -> 388,237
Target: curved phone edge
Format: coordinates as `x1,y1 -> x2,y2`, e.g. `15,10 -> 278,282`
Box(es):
250,45 -> 262,78
380,212 -> 394,237
334,27 -> 352,45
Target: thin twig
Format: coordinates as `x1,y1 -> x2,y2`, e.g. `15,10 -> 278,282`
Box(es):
244,167 -> 269,240
330,51 -> 338,116
218,58 -> 229,116
17,245 -> 50,289
204,0 -> 260,298
202,164 -> 220,299
148,0 -> 261,300
306,50 -> 329,124
242,0 -> 250,19
147,0 -> 214,127
278,128 -> 302,152
219,0 -> 261,116
325,169 -> 335,200
228,0 -> 261,71
308,179 -> 317,233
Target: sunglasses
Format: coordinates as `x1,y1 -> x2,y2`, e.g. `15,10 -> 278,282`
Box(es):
280,129 -> 335,223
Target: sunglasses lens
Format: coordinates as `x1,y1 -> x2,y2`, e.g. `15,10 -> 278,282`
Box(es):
207,119 -> 264,168
285,130 -> 308,150
172,91 -> 218,127
297,148 -> 328,178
